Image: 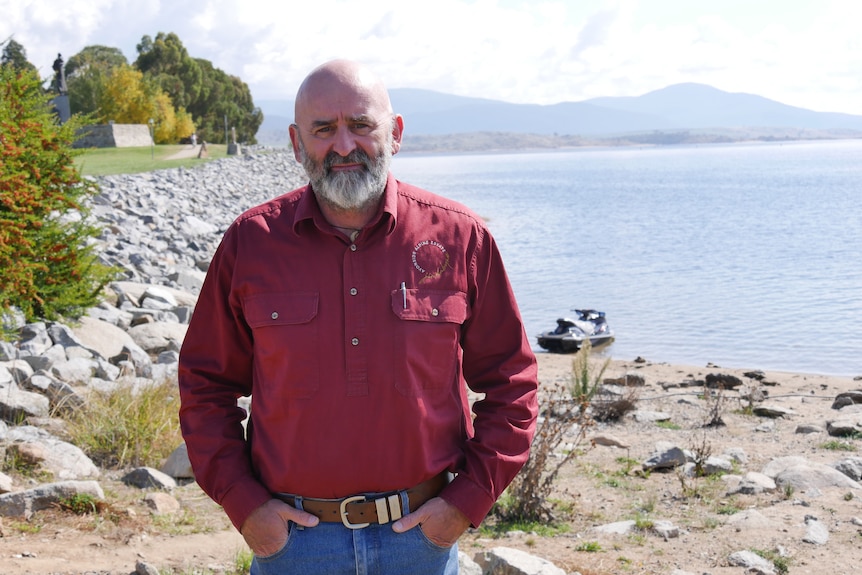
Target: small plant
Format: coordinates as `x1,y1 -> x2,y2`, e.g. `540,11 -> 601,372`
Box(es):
575,541 -> 602,552
689,430 -> 714,478
495,342 -> 607,523
702,386 -> 728,427
820,440 -> 857,452
783,484 -> 795,499
615,457 -> 639,475
844,492 -> 855,501
58,493 -> 100,515
656,420 -> 682,430
752,548 -> 791,575
633,512 -> 654,531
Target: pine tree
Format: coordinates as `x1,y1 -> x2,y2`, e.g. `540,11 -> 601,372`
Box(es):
0,64 -> 117,322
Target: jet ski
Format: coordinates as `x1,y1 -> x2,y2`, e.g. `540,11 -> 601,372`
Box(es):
536,309 -> 614,353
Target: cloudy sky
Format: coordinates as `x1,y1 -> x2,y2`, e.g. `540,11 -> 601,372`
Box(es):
4,0 -> 862,115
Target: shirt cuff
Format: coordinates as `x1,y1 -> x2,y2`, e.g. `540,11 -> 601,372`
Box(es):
438,473 -> 495,528
220,479 -> 274,532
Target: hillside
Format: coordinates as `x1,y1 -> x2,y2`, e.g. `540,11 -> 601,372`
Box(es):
255,84 -> 862,150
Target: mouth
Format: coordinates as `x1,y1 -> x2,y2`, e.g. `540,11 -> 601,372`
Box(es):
329,162 -> 364,172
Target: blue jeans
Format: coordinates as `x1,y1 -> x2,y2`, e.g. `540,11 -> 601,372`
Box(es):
250,521 -> 459,575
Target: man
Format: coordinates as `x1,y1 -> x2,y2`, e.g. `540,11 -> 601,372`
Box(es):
178,60 -> 538,575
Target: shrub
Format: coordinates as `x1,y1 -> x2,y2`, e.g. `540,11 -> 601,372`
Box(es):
495,342 -> 608,523
63,378 -> 182,468
0,64 -> 117,322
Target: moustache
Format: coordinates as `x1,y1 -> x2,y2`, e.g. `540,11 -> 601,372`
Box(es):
323,149 -> 373,173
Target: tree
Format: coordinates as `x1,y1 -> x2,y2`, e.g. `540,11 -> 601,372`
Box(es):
64,45 -> 128,116
1,37 -> 38,75
96,64 -> 194,143
135,32 -> 202,111
0,65 -> 116,322
189,57 -> 262,144
134,33 -> 261,143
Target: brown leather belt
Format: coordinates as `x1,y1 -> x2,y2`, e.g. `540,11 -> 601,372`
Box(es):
274,472 -> 448,529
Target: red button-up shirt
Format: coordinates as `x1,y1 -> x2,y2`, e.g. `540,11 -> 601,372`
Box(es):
178,173 -> 538,530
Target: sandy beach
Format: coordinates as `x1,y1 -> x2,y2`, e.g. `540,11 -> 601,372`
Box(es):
2,351 -> 861,575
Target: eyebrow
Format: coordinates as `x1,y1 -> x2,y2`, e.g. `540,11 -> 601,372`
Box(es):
309,115 -> 374,128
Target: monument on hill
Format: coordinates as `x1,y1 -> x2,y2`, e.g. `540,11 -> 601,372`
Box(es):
50,53 -> 71,123
227,126 -> 241,155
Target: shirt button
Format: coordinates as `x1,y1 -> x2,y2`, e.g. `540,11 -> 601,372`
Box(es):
431,308 -> 439,316
271,312 -> 279,320
350,244 -> 357,252
350,288 -> 358,296
351,337 -> 360,346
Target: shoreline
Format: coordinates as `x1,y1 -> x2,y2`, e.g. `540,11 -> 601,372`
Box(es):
535,350 -> 861,394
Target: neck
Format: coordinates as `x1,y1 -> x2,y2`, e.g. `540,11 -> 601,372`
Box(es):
318,201 -> 379,232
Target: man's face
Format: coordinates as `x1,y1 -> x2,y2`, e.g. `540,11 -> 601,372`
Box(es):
294,126 -> 393,212
290,68 -> 403,213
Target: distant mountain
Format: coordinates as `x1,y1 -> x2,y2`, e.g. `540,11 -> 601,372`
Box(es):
255,83 -> 862,146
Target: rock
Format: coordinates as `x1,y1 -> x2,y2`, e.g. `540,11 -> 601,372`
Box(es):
161,443 -> 194,479
728,472 -> 777,495
458,551 -> 483,575
122,467 -> 177,490
594,520 -> 636,535
474,546 -> 567,575
143,492 -> 180,514
71,315 -> 137,360
832,457 -> 862,481
802,515 -> 829,545
136,560 -> 161,575
0,383 -> 51,423
127,321 -> 187,355
652,520 -> 679,539
826,416 -> 862,437
753,404 -> 796,418
725,509 -> 776,530
590,434 -> 630,449
643,441 -> 687,471
0,480 -> 104,518
5,426 -> 100,479
832,390 -> 862,409
633,410 -> 672,423
705,373 -> 743,389
727,550 -> 775,574
773,463 -> 861,491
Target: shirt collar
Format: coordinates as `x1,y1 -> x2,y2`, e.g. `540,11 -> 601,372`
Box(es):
293,173 -> 399,236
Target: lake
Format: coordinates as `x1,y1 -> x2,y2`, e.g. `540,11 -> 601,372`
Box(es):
392,139 -> 862,377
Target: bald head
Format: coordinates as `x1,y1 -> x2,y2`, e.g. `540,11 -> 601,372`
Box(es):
288,60 -> 404,221
294,60 -> 394,123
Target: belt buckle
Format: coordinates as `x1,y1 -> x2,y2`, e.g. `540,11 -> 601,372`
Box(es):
339,495 -> 370,529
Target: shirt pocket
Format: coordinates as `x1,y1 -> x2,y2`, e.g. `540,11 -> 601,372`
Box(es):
244,292 -> 320,400
389,289 -> 468,396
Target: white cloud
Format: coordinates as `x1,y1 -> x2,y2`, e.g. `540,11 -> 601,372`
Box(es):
2,0 -> 861,115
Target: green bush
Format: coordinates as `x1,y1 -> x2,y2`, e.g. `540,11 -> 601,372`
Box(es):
64,378 -> 183,469
0,64 -> 116,322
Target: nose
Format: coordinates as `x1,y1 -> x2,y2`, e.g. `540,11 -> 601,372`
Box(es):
331,125 -> 357,157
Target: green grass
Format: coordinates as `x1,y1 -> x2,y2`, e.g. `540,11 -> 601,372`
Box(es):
63,378 -> 183,469
820,439 -> 857,452
74,144 -> 229,176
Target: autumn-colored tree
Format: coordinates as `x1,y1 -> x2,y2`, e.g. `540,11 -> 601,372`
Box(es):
135,33 -> 262,143
0,65 -> 116,322
96,64 -> 194,143
64,45 -> 128,117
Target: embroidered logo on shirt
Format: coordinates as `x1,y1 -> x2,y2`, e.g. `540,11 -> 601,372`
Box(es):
412,240 -> 450,283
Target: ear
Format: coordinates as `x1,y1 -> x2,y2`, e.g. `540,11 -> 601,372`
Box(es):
289,124 -> 303,162
390,115 -> 404,155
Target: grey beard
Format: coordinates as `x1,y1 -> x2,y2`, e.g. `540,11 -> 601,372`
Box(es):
301,146 -> 392,212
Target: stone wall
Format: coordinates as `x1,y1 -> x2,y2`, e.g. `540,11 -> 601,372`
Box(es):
75,124 -> 153,149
